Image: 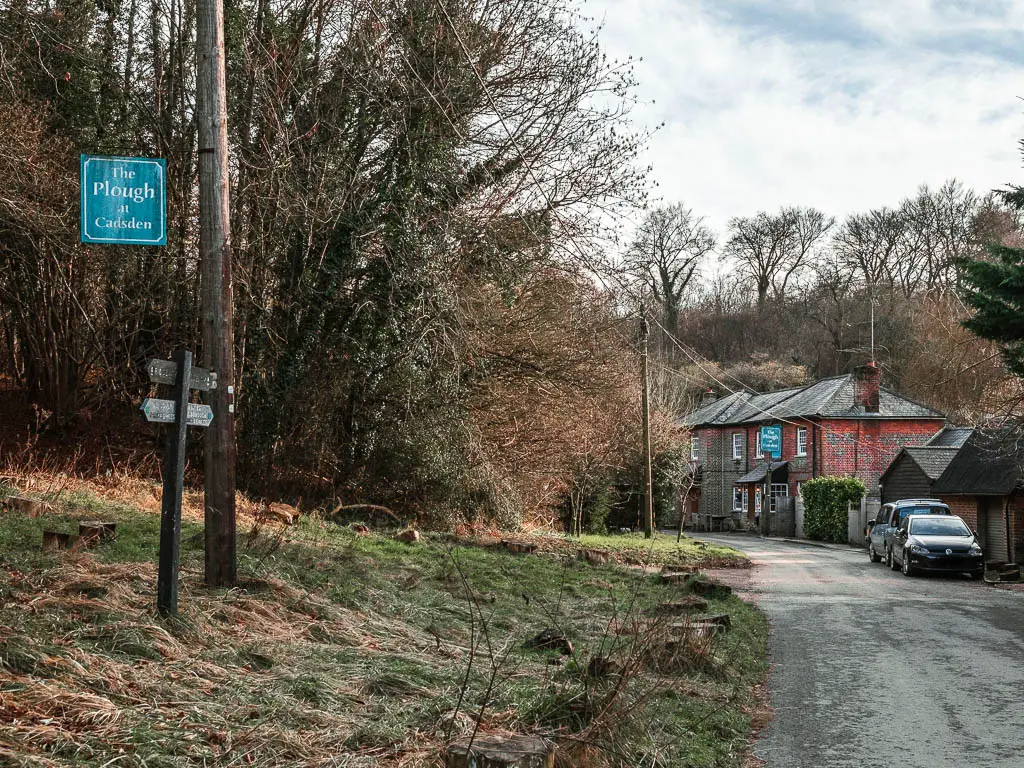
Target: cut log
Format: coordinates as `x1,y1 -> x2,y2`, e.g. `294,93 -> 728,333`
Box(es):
693,613 -> 731,630
586,655 -> 622,678
660,567 -> 699,583
266,503 -> 300,525
445,734 -> 554,768
42,531 -> 80,552
501,539 -> 537,555
687,577 -> 732,597
78,521 -> 117,545
578,548 -> 611,565
650,596 -> 709,614
524,629 -> 573,655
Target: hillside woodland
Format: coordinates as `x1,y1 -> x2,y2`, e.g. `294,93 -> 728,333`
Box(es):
1,0 -> 1023,529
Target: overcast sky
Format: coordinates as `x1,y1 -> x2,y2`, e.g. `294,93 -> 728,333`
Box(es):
586,0 -> 1024,234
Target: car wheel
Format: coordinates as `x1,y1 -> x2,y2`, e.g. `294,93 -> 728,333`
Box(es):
902,549 -> 914,577
868,543 -> 881,563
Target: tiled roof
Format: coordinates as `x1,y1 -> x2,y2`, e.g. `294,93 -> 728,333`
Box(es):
682,374 -> 944,427
903,447 -> 960,481
925,427 -> 973,448
932,429 -> 1024,495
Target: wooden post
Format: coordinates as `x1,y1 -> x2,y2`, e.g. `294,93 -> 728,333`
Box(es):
197,0 -> 237,587
640,307 -> 654,539
157,349 -> 192,616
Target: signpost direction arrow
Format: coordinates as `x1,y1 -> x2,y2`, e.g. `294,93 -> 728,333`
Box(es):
143,348 -> 217,616
147,359 -> 217,391
141,398 -> 214,428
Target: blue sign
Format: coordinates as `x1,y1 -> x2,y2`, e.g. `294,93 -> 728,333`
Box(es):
80,155 -> 166,246
759,425 -> 782,459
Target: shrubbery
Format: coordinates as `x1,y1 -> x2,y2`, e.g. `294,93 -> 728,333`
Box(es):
801,476 -> 867,543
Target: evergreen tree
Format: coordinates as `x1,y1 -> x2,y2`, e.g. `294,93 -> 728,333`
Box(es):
960,188 -> 1024,379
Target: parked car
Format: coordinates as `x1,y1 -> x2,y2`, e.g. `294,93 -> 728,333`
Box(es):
866,499 -> 951,564
890,514 -> 984,578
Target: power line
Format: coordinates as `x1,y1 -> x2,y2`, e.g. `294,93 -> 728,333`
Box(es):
646,315 -> 920,460
431,1 -> 936,468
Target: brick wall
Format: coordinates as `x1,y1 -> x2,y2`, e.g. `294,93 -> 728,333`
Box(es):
695,426 -> 752,518
820,419 -> 944,494
693,417 -> 945,519
1009,492 -> 1024,564
941,496 -> 978,531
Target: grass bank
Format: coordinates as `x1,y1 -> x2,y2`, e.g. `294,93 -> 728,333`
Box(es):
0,485 -> 767,767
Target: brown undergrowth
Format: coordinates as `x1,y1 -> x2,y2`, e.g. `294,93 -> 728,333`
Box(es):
0,475 -> 768,768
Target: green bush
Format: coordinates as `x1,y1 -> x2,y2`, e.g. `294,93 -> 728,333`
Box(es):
801,476 -> 867,543
561,479 -> 613,535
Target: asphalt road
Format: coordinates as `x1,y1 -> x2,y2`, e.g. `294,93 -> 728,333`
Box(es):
697,533 -> 1024,768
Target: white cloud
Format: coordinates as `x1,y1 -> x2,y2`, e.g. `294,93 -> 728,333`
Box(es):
585,0 -> 1024,235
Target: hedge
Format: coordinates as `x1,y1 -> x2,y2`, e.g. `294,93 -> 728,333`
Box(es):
802,476 -> 867,543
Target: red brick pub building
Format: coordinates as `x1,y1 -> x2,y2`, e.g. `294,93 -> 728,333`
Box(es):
681,364 -> 945,528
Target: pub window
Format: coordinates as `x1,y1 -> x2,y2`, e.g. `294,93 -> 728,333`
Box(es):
796,426 -> 808,456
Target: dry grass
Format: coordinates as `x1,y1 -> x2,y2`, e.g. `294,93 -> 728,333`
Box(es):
0,473 -> 767,768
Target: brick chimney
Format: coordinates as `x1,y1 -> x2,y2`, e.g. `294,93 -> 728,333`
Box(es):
854,363 -> 881,413
701,388 -> 717,406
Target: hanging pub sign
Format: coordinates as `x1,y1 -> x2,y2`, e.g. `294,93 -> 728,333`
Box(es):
80,154 -> 167,246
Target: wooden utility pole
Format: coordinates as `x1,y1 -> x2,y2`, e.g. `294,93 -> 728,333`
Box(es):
640,307 -> 654,538
197,0 -> 236,587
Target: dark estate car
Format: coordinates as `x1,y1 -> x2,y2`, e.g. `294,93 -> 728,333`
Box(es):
866,499 -> 951,565
889,514 -> 985,579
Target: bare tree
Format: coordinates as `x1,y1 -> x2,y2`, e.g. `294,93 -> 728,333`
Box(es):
897,179 -> 978,294
833,207 -> 904,287
625,203 -> 715,354
724,206 -> 834,308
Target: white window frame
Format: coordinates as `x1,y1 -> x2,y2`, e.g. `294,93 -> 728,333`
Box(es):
796,426 -> 808,457
732,432 -> 743,460
755,431 -> 761,457
769,483 -> 789,512
733,487 -> 743,511
742,488 -> 749,512
690,435 -> 699,461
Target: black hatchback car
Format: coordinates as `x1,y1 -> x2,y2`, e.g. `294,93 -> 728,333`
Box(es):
890,515 -> 984,579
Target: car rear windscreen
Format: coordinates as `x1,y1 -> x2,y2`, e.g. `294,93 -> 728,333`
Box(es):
898,506 -> 949,519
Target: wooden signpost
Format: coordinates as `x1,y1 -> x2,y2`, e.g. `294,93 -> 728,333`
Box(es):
142,350 -> 216,616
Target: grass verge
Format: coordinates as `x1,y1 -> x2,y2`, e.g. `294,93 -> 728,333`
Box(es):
0,486 -> 767,767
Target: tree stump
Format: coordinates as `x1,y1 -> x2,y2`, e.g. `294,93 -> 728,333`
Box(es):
650,596 -> 709,614
266,503 -> 300,525
445,734 -> 554,768
78,521 -> 117,545
501,539 -> 537,555
660,567 -> 698,583
42,531 -> 80,552
578,548 -> 611,565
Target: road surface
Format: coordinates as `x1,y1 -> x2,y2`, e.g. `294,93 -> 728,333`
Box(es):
698,533 -> 1024,768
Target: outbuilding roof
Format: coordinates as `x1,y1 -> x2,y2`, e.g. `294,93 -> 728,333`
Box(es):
902,447 -> 961,481
924,426 -> 973,448
682,374 -> 944,428
932,430 -> 1024,496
